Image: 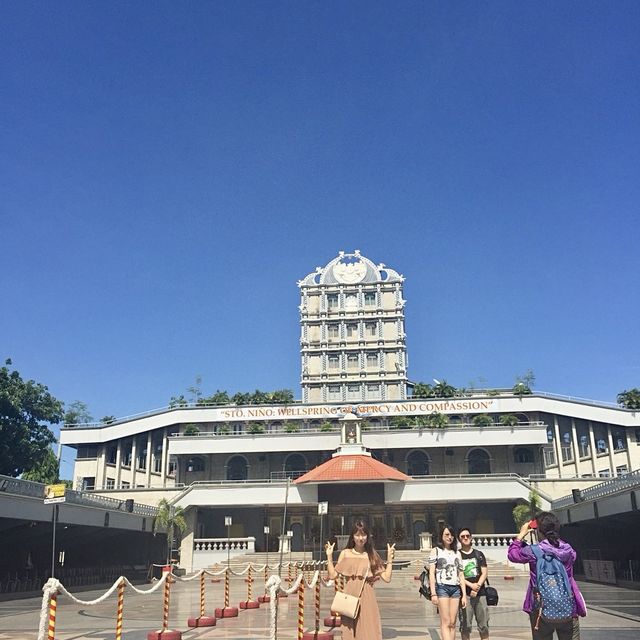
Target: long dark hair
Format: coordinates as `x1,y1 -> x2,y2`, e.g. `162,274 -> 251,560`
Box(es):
536,511 -> 561,548
437,523 -> 458,551
345,520 -> 383,572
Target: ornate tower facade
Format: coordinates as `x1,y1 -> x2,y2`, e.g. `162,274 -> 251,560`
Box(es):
298,250 -> 408,404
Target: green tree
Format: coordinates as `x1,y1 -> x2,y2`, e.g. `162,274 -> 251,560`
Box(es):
390,416 -> 412,429
271,389 -> 294,404
153,498 -> 187,565
320,421 -> 335,432
187,375 -> 203,404
426,411 -> 449,429
101,415 -> 116,424
64,400 -> 93,425
472,414 -> 493,427
617,388 -> 640,410
202,390 -> 230,405
512,489 -> 540,529
247,423 -> 266,434
433,380 -> 457,398
231,391 -> 251,405
283,421 -> 299,433
0,359 -> 63,477
183,424 -> 200,436
412,382 -> 434,398
22,447 -> 60,484
499,414 -> 519,426
169,394 -> 188,408
513,370 -> 535,396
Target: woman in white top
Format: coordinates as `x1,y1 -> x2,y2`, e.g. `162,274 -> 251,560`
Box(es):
428,524 -> 467,640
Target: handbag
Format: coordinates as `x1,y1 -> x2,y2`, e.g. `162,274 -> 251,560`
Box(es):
418,569 -> 431,599
484,578 -> 498,606
331,567 -> 369,619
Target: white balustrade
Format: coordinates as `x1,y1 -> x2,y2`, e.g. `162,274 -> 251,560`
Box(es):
192,536 -> 256,570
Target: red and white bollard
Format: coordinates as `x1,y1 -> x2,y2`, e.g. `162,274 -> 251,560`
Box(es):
258,564 -> 271,603
215,567 -> 238,618
187,571 -> 216,627
239,563 -> 259,609
303,574 -> 332,640
147,573 -> 182,640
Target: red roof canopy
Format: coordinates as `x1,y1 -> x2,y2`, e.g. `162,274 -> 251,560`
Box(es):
294,454 -> 409,484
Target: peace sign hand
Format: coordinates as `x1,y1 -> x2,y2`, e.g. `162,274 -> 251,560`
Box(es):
325,541 -> 336,558
387,542 -> 396,561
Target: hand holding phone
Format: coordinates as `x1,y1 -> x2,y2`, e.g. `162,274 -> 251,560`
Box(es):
528,519 -> 538,529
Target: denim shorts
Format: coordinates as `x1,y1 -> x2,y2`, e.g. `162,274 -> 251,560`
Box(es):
436,584 -> 462,598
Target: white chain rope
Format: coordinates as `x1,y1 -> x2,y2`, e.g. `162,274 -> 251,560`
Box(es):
38,574 -> 170,640
37,559 -> 330,640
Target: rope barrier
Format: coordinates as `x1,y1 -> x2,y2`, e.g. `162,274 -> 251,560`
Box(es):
36,560 -> 331,640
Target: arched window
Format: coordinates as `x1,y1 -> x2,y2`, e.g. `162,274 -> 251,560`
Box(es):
187,457 -> 205,472
407,450 -> 430,476
513,448 -> 534,464
284,453 -> 307,478
227,455 -> 248,481
467,448 -> 491,474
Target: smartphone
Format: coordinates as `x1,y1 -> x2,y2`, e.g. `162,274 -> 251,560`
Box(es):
528,519 -> 538,529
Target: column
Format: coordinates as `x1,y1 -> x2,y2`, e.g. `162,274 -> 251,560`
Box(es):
130,438 -> 137,487
180,507 -> 198,572
606,425 -> 615,476
570,418 -> 580,477
115,440 -> 122,488
553,415 -> 563,478
587,422 -> 597,476
145,432 -> 152,487
161,429 -> 169,487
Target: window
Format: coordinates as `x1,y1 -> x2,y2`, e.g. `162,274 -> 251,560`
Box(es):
77,445 -> 98,459
616,465 -> 629,477
578,435 -> 590,458
327,294 -> 338,309
227,456 -> 248,481
514,448 -> 534,464
596,439 -> 608,455
187,457 -> 205,472
561,443 -> 573,463
81,477 -> 95,491
107,446 -> 117,464
365,322 -> 377,338
121,481 -> 130,489
366,383 -> 380,399
598,469 -> 611,478
346,323 -> 358,338
328,385 -> 341,400
284,453 -> 307,478
328,355 -> 339,370
407,451 -> 429,476
612,430 -> 626,451
327,324 -> 339,338
364,292 -> 376,307
347,384 -> 360,400
467,449 -> 491,474
347,354 -> 359,369
366,353 -> 378,368
167,461 -> 177,477
105,478 -> 115,489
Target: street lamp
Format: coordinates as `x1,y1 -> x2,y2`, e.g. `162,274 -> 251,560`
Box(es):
287,529 -> 293,582
264,525 -> 270,569
225,516 -> 232,569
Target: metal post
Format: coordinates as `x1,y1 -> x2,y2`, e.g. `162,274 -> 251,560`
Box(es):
50,505 -> 58,578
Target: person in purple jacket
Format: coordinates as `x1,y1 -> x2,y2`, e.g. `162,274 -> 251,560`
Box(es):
507,511 -> 586,640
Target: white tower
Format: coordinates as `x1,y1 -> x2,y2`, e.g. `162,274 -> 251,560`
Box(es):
298,250 -> 408,404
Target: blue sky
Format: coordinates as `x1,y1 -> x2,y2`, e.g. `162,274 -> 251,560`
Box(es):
1,2 -> 639,477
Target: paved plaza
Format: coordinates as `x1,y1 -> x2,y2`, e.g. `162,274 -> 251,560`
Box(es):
0,562 -> 639,640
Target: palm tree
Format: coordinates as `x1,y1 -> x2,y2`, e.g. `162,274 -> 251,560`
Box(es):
617,388 -> 640,410
426,411 -> 449,429
412,382 -> 434,398
499,414 -> 519,427
432,380 -> 457,398
154,499 -> 187,565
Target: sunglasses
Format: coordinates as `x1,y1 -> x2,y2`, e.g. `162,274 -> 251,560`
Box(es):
459,534 -> 471,539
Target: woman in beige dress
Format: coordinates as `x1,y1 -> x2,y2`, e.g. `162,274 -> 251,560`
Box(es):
325,520 -> 395,640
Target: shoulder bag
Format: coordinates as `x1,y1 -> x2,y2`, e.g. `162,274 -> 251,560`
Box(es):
484,577 -> 498,606
331,566 -> 369,619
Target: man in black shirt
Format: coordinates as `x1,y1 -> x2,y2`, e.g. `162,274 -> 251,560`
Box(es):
458,528 -> 489,640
